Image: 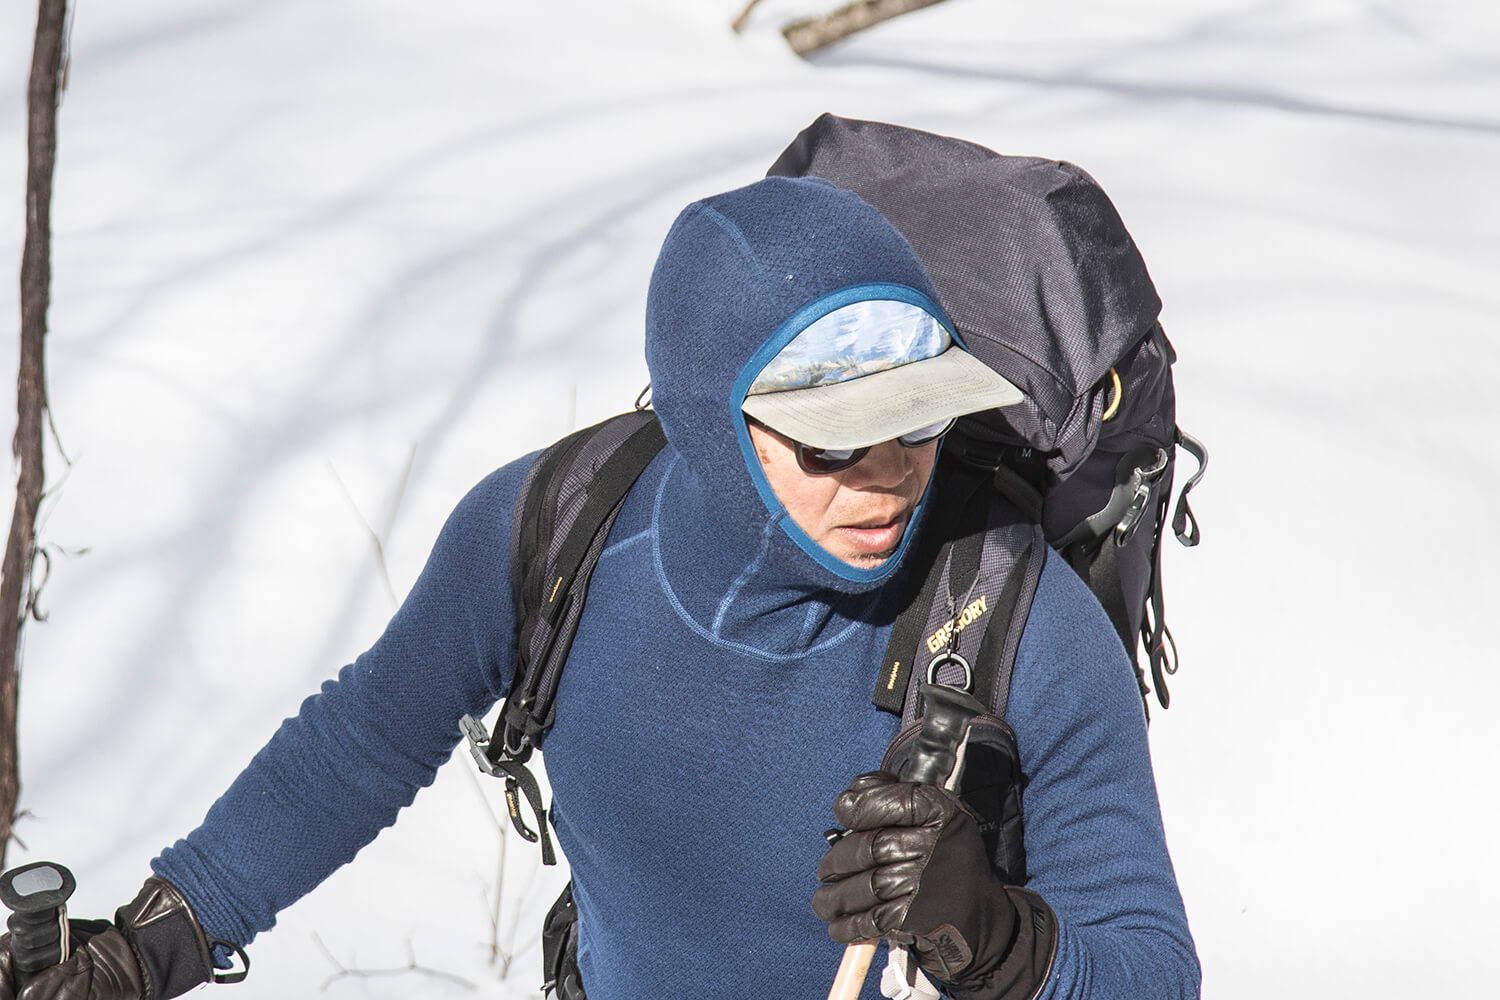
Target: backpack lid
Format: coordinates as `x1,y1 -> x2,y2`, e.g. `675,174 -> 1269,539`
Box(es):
769,114 -> 1163,478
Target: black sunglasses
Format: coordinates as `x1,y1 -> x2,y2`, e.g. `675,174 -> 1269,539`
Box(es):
749,417 -> 955,475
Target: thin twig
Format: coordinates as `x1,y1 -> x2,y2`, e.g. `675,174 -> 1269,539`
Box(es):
324,446 -> 414,605
44,403 -> 71,467
311,932 -> 476,993
461,759 -> 520,972
460,758 -> 507,836
380,442 -> 417,542
8,809 -> 32,851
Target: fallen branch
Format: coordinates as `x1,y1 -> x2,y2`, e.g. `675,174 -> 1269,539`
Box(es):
783,0 -> 949,57
730,0 -> 764,33
0,0 -> 70,864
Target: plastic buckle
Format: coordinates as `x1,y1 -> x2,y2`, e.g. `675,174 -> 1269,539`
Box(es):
460,714 -> 502,777
1113,448 -> 1168,546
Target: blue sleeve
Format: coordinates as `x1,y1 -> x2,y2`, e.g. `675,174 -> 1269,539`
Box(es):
152,453 -> 537,948
1008,551 -> 1200,1000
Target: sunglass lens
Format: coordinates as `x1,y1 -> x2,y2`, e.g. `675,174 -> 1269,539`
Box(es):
796,445 -> 867,475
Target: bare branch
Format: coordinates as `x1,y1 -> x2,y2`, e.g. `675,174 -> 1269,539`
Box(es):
783,0 -> 950,57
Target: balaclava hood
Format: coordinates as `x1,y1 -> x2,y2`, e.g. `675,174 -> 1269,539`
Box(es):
645,176 -> 951,595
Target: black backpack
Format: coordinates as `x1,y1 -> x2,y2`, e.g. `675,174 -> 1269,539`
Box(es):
458,116 -> 1207,997
768,114 -> 1207,711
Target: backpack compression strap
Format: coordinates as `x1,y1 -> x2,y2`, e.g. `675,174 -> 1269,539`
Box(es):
461,410 -> 666,864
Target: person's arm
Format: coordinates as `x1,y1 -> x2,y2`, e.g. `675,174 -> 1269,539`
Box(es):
813,550 -> 1199,1000
150,453 -> 537,951
1006,551 -> 1199,1000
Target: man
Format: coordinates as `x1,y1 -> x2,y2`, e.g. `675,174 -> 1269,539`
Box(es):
0,177 -> 1198,1000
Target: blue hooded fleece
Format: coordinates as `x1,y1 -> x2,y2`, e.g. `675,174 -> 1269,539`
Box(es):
153,177 -> 1199,1000
647,176 -> 951,586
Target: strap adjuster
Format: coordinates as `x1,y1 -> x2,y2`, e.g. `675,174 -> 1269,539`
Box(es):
459,714 -> 502,777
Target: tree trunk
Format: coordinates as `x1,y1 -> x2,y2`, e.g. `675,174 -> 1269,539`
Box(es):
783,0 -> 949,57
1,0 -> 69,864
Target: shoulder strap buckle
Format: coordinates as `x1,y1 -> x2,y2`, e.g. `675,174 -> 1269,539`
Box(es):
460,713 -> 557,865
459,712 -> 534,773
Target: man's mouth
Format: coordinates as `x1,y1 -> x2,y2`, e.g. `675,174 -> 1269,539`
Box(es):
835,511 -> 911,556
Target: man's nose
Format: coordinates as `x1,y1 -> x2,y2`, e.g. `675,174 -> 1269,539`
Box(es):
848,439 -> 913,489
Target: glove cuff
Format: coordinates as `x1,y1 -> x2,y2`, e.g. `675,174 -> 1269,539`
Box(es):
116,877 -> 247,999
902,811 -> 1057,1000
944,888 -> 1057,1000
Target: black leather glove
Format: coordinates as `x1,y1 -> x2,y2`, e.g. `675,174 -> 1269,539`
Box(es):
0,877 -> 246,1000
812,771 -> 1056,999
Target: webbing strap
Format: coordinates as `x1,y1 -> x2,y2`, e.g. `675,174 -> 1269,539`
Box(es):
989,462 -> 1044,524
874,551 -> 945,714
1172,427 -> 1208,547
1141,494 -> 1177,711
1089,537 -> 1153,717
1089,538 -> 1135,662
544,417 -> 667,626
498,759 -> 558,866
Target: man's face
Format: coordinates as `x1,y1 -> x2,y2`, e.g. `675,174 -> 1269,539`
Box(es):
746,421 -> 939,569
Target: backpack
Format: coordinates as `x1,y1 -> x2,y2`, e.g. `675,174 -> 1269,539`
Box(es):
458,115 -> 1207,997
768,114 -> 1207,711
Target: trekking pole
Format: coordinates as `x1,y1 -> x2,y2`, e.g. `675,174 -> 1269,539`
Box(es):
826,683 -> 985,1000
0,861 -> 76,990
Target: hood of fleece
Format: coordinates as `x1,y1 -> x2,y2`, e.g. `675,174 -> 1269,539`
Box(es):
645,176 -> 950,593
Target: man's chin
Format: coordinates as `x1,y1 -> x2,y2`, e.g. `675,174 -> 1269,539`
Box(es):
840,545 -> 899,570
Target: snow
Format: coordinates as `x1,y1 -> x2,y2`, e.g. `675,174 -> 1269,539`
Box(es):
1,0 -> 1497,996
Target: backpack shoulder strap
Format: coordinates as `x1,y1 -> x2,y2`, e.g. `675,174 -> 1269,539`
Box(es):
875,462 -> 1047,724
876,463 -> 1046,887
505,409 -> 665,749
461,409 -> 665,864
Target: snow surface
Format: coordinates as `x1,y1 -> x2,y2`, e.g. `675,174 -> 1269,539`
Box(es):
1,0 -> 1497,997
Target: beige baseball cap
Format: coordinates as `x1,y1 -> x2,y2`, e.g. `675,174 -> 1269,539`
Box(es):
741,298 -> 1023,450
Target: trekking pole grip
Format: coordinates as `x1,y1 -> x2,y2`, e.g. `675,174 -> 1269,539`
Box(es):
904,684 -> 985,787
828,940 -> 878,1000
826,683 -> 986,1000
0,861 -> 76,990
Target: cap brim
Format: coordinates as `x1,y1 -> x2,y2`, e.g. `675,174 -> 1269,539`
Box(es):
741,346 -> 1023,450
